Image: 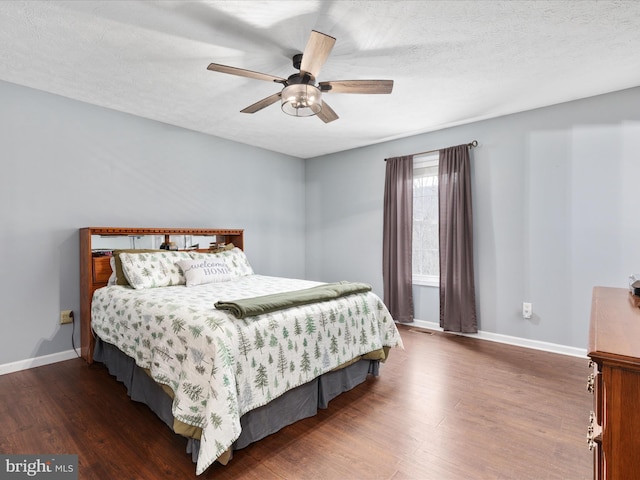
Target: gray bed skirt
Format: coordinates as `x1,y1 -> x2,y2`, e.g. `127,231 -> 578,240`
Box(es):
93,338 -> 379,464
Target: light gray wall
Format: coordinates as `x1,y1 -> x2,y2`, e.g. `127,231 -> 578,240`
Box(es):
2,78 -> 638,366
0,80 -> 306,365
305,87 -> 640,349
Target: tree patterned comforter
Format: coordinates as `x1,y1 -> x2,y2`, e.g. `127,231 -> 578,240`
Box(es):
91,274 -> 403,475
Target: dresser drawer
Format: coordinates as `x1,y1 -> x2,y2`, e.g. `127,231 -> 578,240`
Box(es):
92,256 -> 112,284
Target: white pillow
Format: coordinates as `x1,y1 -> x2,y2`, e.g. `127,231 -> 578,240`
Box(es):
119,251 -> 191,289
177,258 -> 233,287
189,247 -> 254,277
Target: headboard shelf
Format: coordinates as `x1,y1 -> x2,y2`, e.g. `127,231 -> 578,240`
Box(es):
86,226 -> 244,237
79,227 -> 245,363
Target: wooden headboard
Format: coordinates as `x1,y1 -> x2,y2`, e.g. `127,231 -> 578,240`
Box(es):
79,227 -> 244,364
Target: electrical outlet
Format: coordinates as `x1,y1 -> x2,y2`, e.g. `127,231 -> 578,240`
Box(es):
60,310 -> 74,325
522,302 -> 532,319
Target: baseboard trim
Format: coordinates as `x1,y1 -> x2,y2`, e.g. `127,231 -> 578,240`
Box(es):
0,349 -> 80,376
400,319 -> 587,358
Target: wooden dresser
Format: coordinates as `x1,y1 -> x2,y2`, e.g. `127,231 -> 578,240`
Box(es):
587,286 -> 640,479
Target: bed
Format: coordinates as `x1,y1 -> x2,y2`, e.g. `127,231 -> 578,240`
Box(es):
79,227 -> 403,475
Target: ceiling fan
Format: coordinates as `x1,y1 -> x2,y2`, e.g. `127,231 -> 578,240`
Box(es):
206,30 -> 393,123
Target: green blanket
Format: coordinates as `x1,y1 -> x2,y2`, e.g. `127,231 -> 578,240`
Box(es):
214,281 -> 372,319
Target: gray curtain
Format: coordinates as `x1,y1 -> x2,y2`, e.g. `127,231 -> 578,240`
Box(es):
439,145 -> 477,333
383,155 -> 414,322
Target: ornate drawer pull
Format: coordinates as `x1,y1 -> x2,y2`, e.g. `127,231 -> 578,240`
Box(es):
587,373 -> 595,393
587,411 -> 600,451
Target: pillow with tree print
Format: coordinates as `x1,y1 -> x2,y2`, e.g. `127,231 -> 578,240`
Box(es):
119,251 -> 191,289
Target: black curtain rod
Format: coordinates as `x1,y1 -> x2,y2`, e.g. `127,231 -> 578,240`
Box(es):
386,140 -> 478,160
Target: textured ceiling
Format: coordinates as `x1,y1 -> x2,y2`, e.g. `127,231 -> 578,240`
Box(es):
1,0 -> 639,159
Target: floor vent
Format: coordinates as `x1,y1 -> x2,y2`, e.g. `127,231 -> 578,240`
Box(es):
408,328 -> 434,335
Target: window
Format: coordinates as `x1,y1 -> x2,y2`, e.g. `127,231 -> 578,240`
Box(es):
413,153 -> 439,286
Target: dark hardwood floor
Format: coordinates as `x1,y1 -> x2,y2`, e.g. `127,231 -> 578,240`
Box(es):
0,325 -> 592,479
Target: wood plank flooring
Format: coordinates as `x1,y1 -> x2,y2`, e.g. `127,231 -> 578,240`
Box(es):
0,325 -> 592,479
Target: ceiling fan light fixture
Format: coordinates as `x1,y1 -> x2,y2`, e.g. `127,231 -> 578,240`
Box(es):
281,84 -> 322,117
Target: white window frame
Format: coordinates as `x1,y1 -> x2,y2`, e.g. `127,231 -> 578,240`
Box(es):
412,153 -> 439,287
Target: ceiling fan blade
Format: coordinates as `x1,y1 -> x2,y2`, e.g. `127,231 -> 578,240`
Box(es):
240,92 -> 282,114
319,80 -> 394,94
300,30 -> 336,78
207,63 -> 286,83
317,101 -> 339,123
